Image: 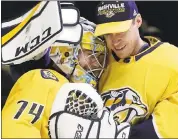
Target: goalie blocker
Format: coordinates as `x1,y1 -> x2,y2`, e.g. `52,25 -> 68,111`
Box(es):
48,83 -> 131,138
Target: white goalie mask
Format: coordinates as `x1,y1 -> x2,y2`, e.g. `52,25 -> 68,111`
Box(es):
49,29 -> 107,88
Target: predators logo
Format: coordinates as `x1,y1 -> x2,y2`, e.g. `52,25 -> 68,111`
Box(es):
101,87 -> 148,125
97,3 -> 125,18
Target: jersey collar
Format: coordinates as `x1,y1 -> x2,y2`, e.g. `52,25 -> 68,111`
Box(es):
112,37 -> 163,63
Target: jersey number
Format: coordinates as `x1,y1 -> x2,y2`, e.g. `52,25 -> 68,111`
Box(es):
14,100 -> 44,124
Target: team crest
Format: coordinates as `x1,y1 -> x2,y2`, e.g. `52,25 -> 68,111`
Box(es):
41,69 -> 59,82
106,11 -> 115,18
101,87 -> 148,125
98,3 -> 125,18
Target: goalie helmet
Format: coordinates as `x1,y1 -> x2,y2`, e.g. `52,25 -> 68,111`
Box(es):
49,29 -> 107,88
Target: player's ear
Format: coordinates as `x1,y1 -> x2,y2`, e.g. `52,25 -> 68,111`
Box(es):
134,14 -> 142,29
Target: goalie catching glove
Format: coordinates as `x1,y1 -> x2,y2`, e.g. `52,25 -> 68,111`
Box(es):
48,83 -> 131,138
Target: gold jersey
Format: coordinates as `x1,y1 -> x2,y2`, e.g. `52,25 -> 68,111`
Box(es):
2,69 -> 69,138
99,37 -> 178,138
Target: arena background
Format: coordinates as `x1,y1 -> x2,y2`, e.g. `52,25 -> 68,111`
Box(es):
1,1 -> 178,108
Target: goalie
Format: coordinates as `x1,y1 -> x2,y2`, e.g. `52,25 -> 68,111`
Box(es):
2,1 -> 109,138
2,1 -> 131,139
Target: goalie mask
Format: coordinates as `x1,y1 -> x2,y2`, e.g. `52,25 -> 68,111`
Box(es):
49,31 -> 107,88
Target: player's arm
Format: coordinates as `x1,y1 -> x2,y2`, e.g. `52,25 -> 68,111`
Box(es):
151,69 -> 178,138
130,69 -> 178,138
2,69 -> 68,138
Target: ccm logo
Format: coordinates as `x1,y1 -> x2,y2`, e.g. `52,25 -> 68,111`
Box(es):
15,27 -> 51,57
74,124 -> 83,139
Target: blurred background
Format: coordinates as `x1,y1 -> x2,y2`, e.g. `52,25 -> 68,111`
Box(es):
1,1 -> 178,108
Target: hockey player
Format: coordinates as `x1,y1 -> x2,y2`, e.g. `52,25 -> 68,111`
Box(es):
2,31 -> 108,138
2,2 -> 108,138
94,1 -> 178,138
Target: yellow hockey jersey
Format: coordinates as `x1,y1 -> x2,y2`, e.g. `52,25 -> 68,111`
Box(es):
99,37 -> 178,138
2,69 -> 69,138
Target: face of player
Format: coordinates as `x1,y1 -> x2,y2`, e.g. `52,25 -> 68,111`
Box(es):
104,15 -> 142,59
78,48 -> 105,77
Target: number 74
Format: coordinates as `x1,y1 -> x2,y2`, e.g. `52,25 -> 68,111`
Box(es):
14,100 -> 44,124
